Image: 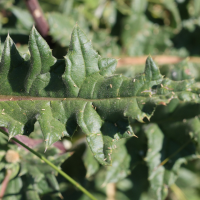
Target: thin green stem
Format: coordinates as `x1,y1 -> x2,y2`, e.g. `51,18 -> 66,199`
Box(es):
0,129 -> 97,200
170,184 -> 187,200
157,139 -> 191,168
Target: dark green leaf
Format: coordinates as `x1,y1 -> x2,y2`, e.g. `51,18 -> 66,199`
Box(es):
144,122 -> 198,200
83,145 -> 99,178
0,25 -> 200,166
3,177 -> 22,200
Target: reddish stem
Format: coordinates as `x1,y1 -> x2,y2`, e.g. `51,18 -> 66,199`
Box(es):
0,169 -> 12,200
116,55 -> 200,67
24,0 -> 49,37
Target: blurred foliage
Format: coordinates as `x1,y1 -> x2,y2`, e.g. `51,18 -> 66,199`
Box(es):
1,0 -> 200,57
0,129 -> 70,200
1,0 -> 200,200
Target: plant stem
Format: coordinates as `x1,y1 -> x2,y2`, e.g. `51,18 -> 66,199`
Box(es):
0,129 -> 97,200
170,184 -> 187,200
25,0 -> 49,37
106,183 -> 116,200
116,55 -> 200,67
0,169 -> 12,200
157,139 -> 191,168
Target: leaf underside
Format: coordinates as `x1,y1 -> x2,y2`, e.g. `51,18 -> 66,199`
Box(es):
0,25 -> 200,165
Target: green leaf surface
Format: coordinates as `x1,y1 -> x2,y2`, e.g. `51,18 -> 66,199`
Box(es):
194,0 -> 200,17
102,139 -> 131,185
47,12 -> 75,47
144,122 -> 198,200
0,129 -> 8,145
3,177 -> 23,200
25,175 -> 41,200
0,137 -> 70,199
83,145 -> 99,178
0,28 -> 29,35
9,6 -> 33,30
121,0 -> 173,56
0,25 -> 200,166
162,0 -> 181,30
159,59 -> 199,81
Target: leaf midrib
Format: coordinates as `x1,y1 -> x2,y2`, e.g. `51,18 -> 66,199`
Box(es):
0,95 -> 176,102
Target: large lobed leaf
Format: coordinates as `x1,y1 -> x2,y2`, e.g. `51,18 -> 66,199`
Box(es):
0,25 -> 200,165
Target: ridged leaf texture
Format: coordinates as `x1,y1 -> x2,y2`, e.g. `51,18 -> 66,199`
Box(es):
0,25 -> 200,165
